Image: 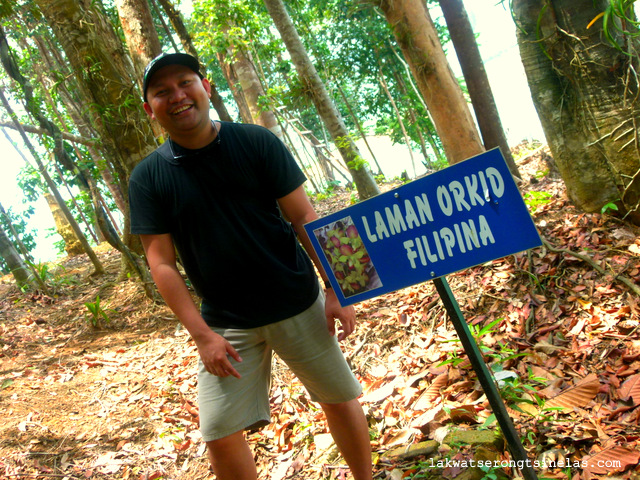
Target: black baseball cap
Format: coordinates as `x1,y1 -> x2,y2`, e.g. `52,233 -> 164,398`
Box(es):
142,52 -> 203,101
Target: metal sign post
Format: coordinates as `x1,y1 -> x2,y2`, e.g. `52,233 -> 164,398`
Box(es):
433,277 -> 538,480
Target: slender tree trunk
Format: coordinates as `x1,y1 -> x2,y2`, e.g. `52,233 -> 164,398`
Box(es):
379,68 -> 417,177
156,0 -> 234,123
309,133 -> 338,184
232,49 -> 282,137
115,0 -> 162,79
335,83 -> 384,177
33,34 -> 127,214
262,0 -> 380,199
214,20 -> 282,136
115,0 -> 164,139
375,0 -> 484,164
0,202 -> 49,293
217,54 -> 253,123
0,222 -> 31,289
0,90 -> 105,273
0,31 -> 105,274
390,70 -> 435,169
439,0 -> 519,178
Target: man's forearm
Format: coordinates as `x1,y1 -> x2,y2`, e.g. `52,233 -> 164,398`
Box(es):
150,264 -> 214,341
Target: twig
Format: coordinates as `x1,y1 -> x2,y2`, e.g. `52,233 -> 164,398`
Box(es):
541,237 -> 640,296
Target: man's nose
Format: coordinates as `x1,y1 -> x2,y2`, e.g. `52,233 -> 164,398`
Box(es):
169,87 -> 187,102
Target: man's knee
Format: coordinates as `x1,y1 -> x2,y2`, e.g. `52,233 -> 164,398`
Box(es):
206,431 -> 258,480
206,430 -> 246,454
319,398 -> 360,413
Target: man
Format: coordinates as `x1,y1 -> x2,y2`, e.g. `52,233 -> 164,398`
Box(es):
129,52 -> 372,480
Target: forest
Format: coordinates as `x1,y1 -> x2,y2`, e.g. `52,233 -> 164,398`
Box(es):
1,0 -> 640,479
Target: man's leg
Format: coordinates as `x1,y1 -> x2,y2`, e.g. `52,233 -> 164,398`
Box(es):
207,431 -> 257,480
320,398 -> 373,480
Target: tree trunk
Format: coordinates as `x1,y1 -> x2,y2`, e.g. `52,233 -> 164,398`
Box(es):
262,0 -> 380,200
0,222 -> 31,289
115,0 -> 165,139
213,20 -> 282,136
439,0 -> 520,178
0,202 -> 49,293
115,0 -> 162,80
35,0 -> 157,182
231,48 -> 282,137
44,192 -> 84,257
379,68 -> 417,177
156,0 -> 234,123
217,53 -> 254,124
34,34 -> 127,214
335,82 -> 384,177
375,0 -> 484,164
0,34 -> 105,274
513,0 -> 640,224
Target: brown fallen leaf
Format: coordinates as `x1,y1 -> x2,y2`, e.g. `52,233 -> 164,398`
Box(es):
618,373 -> 640,404
582,444 -> 640,475
412,373 -> 448,411
545,374 -> 599,412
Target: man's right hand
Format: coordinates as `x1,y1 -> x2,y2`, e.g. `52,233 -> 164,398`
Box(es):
140,233 -> 244,379
195,331 -> 243,378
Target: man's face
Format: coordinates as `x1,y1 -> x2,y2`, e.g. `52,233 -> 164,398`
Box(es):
143,64 -> 212,138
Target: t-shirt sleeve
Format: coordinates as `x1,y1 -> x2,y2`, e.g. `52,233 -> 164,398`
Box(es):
128,161 -> 170,235
259,129 -> 307,199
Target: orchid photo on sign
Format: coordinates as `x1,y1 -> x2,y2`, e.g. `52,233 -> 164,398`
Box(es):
312,216 -> 383,298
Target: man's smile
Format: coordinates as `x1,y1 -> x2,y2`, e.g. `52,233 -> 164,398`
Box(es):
172,104 -> 193,115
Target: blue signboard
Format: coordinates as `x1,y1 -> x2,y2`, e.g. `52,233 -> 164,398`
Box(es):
304,148 -> 542,307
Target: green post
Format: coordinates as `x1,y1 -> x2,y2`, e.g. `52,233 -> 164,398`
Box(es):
433,277 -> 538,480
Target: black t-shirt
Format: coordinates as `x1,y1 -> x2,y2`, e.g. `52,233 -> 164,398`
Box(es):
128,122 -> 319,328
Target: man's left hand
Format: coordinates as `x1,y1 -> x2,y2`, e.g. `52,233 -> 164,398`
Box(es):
325,288 -> 356,341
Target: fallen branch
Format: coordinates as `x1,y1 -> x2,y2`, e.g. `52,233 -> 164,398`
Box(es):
541,237 -> 640,297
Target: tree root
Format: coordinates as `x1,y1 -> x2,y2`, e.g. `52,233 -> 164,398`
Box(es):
541,236 -> 640,297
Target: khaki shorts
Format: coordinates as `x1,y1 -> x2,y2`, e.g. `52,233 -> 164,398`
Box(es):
198,292 -> 362,442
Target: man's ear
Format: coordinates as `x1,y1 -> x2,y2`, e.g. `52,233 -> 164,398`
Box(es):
143,102 -> 155,119
202,78 -> 212,98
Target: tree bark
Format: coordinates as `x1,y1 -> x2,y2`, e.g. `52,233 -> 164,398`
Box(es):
0,30 -> 105,274
33,34 -> 127,214
0,222 -> 31,289
439,0 -> 520,178
232,50 -> 282,137
262,0 -> 380,199
217,53 -> 254,124
0,202 -> 48,293
44,192 -> 84,257
155,0 -> 234,123
35,0 -> 157,182
214,22 -> 282,136
115,0 -> 165,139
115,0 -> 162,80
513,0 -> 640,224
375,0 -> 484,164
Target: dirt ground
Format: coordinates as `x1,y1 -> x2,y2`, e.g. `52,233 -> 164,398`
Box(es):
1,146 -> 640,480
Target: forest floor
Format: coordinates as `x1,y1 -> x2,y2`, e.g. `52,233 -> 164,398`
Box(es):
1,145 -> 640,480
